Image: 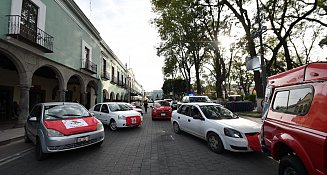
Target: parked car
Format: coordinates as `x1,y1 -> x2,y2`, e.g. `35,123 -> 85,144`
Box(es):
89,102 -> 143,131
151,100 -> 172,120
181,95 -> 212,103
170,100 -> 178,110
261,62 -> 327,175
24,102 -> 105,160
171,103 -> 261,153
119,102 -> 143,116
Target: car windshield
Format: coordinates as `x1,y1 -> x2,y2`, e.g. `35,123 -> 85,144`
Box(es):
154,101 -> 170,107
44,104 -> 90,120
190,96 -> 211,102
108,103 -> 131,112
199,105 -> 238,120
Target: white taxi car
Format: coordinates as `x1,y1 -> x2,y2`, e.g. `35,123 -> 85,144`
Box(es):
89,102 -> 143,131
171,103 -> 261,153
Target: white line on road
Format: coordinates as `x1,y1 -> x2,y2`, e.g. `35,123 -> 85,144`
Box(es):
170,135 -> 174,141
0,147 -> 34,166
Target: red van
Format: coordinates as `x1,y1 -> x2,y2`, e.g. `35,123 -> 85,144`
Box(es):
262,62 -> 327,175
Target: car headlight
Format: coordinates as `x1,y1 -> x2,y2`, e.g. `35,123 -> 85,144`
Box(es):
47,129 -> 64,137
118,114 -> 126,120
224,128 -> 243,138
96,122 -> 104,130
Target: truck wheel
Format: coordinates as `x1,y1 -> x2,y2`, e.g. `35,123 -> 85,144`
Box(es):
279,155 -> 308,175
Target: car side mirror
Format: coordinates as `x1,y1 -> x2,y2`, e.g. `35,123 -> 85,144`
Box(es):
29,117 -> 37,122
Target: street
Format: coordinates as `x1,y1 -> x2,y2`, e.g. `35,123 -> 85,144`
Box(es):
0,112 -> 278,175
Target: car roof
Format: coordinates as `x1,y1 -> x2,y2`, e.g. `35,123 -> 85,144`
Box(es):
181,102 -> 222,106
39,102 -> 79,106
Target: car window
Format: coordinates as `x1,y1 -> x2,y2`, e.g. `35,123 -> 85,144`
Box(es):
93,104 -> 101,111
101,104 -> 109,113
190,96 -> 210,102
180,105 -> 190,116
191,106 -> 201,118
108,103 -> 130,112
30,105 -> 42,121
272,91 -> 289,112
44,104 -> 90,120
154,101 -> 170,107
200,105 -> 237,120
273,87 -> 313,115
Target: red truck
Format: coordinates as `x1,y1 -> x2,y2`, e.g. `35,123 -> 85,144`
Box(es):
262,62 -> 327,175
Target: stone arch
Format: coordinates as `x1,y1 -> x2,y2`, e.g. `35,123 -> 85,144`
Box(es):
103,89 -> 109,102
110,92 -> 115,102
66,74 -> 85,103
85,80 -> 98,109
0,48 -> 28,85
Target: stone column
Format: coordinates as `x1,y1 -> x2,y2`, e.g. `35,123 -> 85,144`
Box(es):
80,92 -> 87,107
59,89 -> 66,102
16,85 -> 30,127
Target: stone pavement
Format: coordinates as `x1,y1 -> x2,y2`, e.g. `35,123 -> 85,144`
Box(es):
0,127 -> 24,146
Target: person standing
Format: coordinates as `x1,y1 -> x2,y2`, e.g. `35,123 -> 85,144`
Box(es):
143,100 -> 148,113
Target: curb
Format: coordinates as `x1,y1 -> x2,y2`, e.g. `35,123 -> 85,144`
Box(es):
0,136 -> 25,147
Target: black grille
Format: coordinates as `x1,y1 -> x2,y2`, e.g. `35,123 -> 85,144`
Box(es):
48,137 -> 102,151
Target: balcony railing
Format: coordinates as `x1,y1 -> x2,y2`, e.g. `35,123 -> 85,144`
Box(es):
7,15 -> 54,53
81,59 -> 97,74
101,71 -> 110,80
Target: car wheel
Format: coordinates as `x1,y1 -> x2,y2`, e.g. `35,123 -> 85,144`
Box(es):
173,122 -> 181,134
279,155 -> 308,175
207,133 -> 224,154
24,129 -> 31,143
109,119 -> 118,131
35,138 -> 47,161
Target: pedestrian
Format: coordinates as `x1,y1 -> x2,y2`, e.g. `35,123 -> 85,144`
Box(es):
144,100 -> 148,113
12,101 -> 21,120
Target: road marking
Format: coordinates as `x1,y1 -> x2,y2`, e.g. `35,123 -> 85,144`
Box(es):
170,135 -> 174,141
0,147 -> 33,166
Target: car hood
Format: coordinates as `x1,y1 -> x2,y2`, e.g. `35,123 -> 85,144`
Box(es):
112,110 -> 141,117
212,117 -> 261,133
44,117 -> 98,136
153,106 -> 171,110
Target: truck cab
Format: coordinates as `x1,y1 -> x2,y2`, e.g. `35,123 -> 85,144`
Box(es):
262,62 -> 327,175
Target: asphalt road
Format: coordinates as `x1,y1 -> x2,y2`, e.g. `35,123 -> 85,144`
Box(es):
0,112 -> 278,175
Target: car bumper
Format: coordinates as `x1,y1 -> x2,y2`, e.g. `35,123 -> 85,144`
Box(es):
152,112 -> 172,119
44,129 -> 105,153
116,118 -> 142,128
223,137 -> 254,152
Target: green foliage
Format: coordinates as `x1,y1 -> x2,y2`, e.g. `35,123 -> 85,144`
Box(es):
244,94 -> 256,103
162,78 -> 188,99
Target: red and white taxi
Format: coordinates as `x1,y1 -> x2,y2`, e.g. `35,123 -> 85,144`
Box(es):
24,102 -> 105,160
151,100 -> 172,120
89,102 -> 143,131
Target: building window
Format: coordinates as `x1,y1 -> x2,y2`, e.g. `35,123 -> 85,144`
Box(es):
21,0 -> 38,41
84,47 -> 90,61
103,58 -> 107,74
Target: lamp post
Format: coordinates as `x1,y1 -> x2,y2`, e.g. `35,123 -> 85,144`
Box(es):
127,76 -> 131,103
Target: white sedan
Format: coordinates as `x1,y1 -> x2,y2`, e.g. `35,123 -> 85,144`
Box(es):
90,102 -> 143,131
171,103 -> 261,153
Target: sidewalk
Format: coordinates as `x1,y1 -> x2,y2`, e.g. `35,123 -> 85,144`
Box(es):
0,127 -> 24,146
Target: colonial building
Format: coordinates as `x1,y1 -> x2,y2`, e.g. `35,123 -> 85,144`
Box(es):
0,0 -> 144,127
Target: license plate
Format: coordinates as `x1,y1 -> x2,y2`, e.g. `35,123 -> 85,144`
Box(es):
77,136 -> 89,142
161,113 -> 166,116
131,117 -> 137,124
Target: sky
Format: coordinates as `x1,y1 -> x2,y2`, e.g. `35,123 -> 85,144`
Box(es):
74,0 -> 163,92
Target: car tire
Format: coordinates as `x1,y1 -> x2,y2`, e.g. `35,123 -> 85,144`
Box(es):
152,117 -> 155,121
36,138 -> 47,161
24,129 -> 31,143
207,133 -> 224,154
279,155 -> 308,175
109,119 -> 118,131
173,122 -> 181,134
